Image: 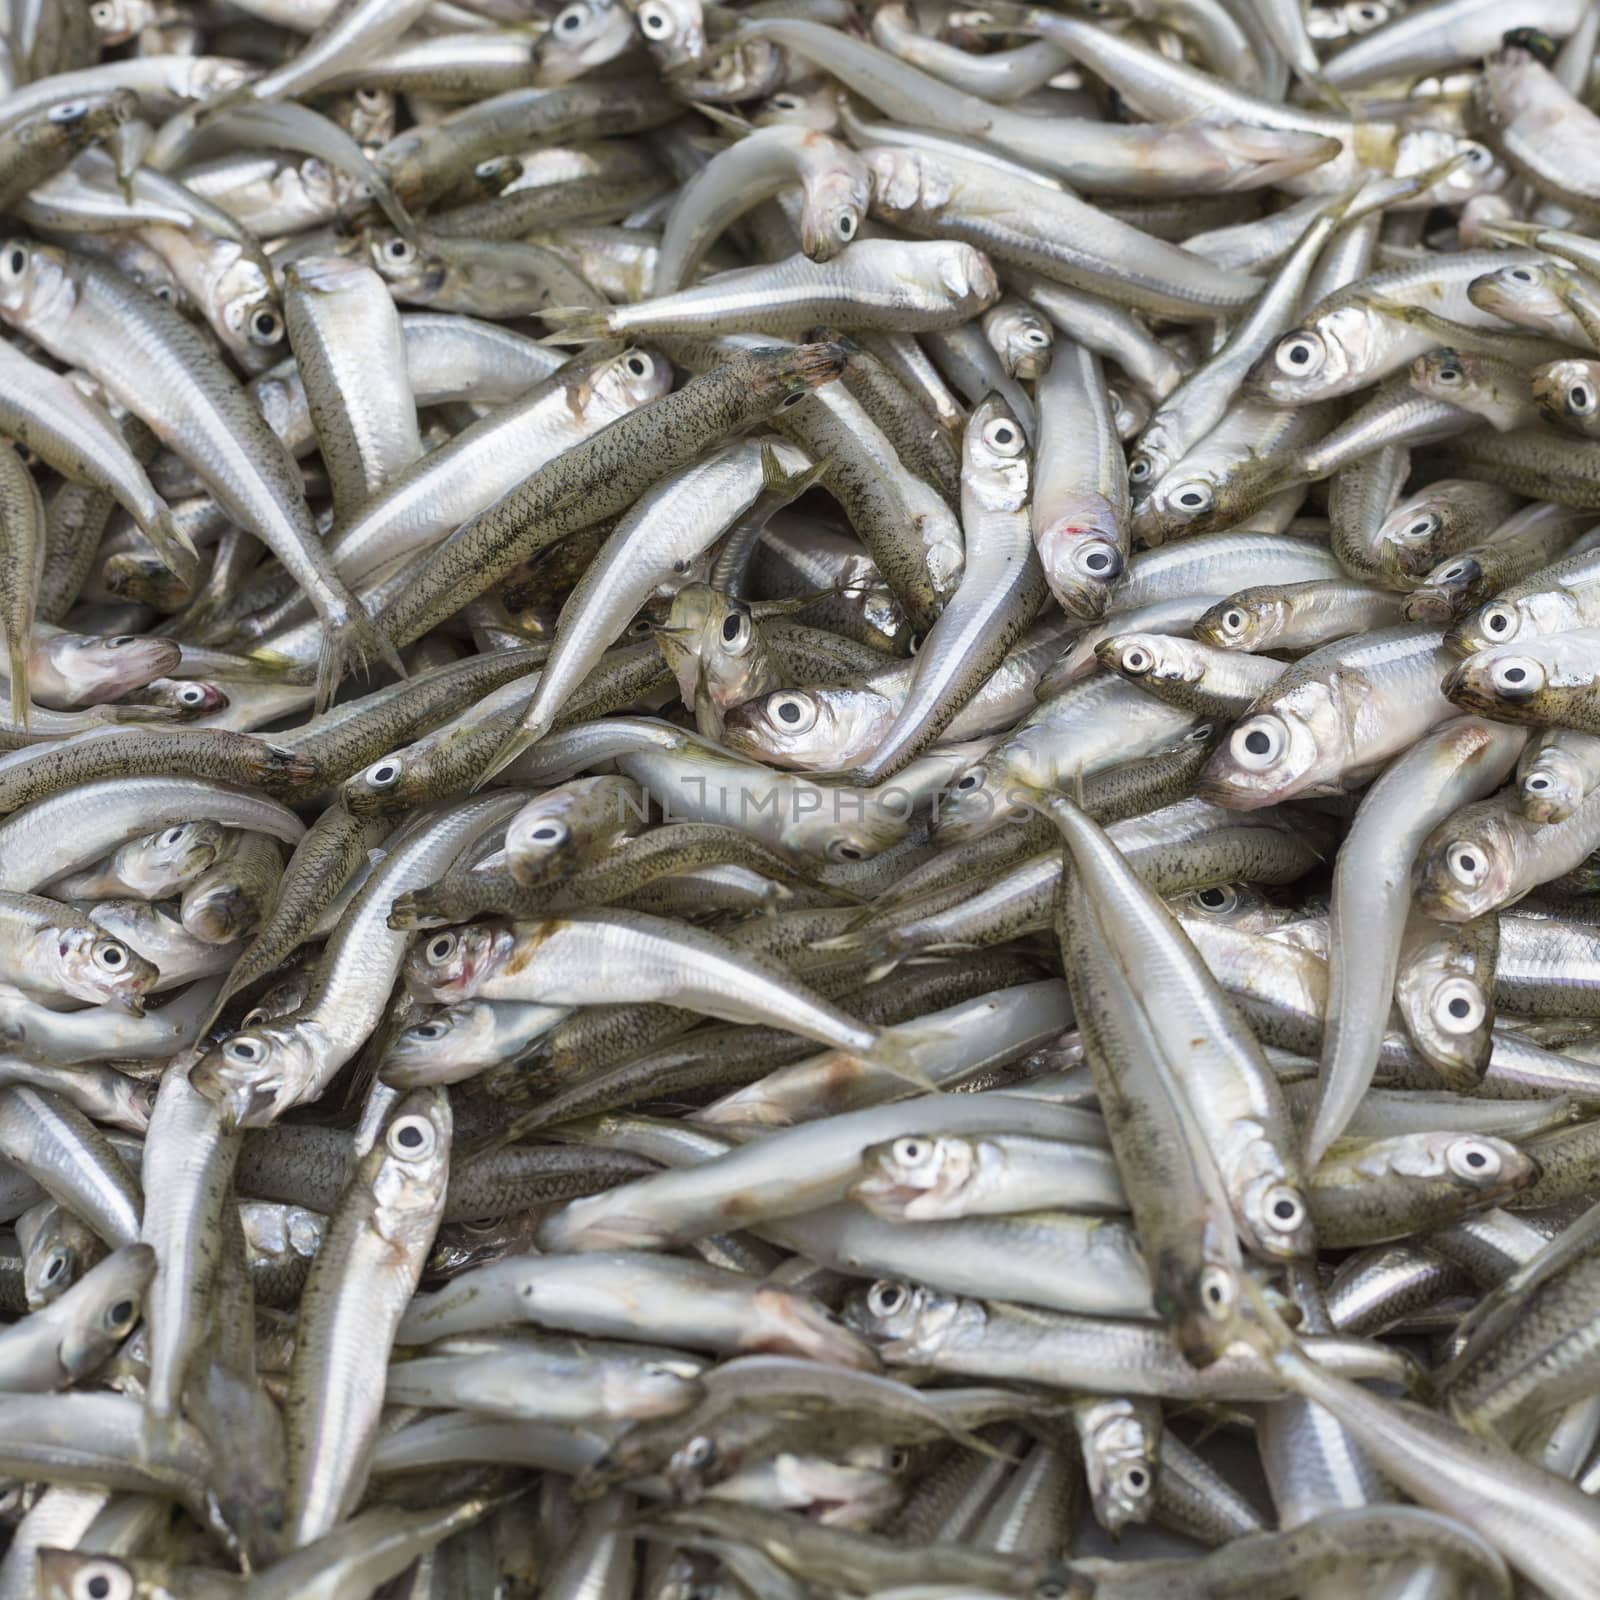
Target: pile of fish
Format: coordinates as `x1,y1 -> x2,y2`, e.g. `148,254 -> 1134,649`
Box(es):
12,0 -> 1600,1594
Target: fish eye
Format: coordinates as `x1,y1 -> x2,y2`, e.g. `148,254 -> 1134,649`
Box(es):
1434,364 -> 1462,385
1489,656 -> 1541,698
1407,513 -> 1440,538
1120,1464 -> 1150,1493
426,933 -> 458,965
1194,885 -> 1236,912
838,212 -> 856,239
248,306 -> 283,345
1481,605 -> 1516,637
91,1 -> 114,20
721,612 -> 744,643
623,351 -> 653,379
527,822 -> 566,842
831,841 -> 865,862
2,245 -> 27,279
779,390 -> 807,409
1128,455 -> 1154,483
638,1 -> 671,34
1199,1265 -> 1234,1316
867,1279 -> 908,1316
69,1558 -> 134,1600
771,92 -> 801,108
93,941 -> 128,971
1448,1138 -> 1501,1180
1447,843 -> 1487,887
981,416 -> 1023,455
162,827 -> 186,847
768,692 -> 817,732
955,766 -> 984,792
1570,383 -> 1595,414
1079,544 -> 1121,578
47,99 -> 89,123
178,684 -> 206,705
412,1020 -> 451,1040
1025,328 -> 1049,345
384,237 -> 415,264
1274,331 -> 1324,374
225,1035 -> 265,1064
891,1135 -> 933,1166
1262,1183 -> 1306,1234
107,1297 -> 135,1328
387,1114 -> 437,1159
684,1435 -> 716,1467
151,283 -> 177,305
556,2 -> 586,27
44,1255 -> 65,1281
1186,723 -> 1215,742
1229,715 -> 1286,770
1117,642 -> 1153,676
1461,142 -> 1491,169
1434,978 -> 1485,1034
1508,266 -> 1536,283
364,760 -> 401,790
1171,482 -> 1213,514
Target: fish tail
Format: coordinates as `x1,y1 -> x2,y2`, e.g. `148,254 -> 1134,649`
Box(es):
145,508 -> 201,583
315,602 -> 404,714
539,307 -> 613,344
863,1022 -> 943,1093
6,634 -> 27,733
473,717 -> 543,790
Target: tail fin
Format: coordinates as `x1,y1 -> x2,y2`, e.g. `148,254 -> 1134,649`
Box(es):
473,717 -> 544,791
314,602 -> 405,714
6,633 -> 27,733
145,508 -> 201,585
539,307 -> 614,344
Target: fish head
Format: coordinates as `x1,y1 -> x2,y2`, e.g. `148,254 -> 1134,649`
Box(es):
1077,1399 -> 1158,1536
1396,130 -> 1505,206
850,1133 -> 977,1221
57,1243 -> 154,1382
343,749 -> 414,816
0,239 -> 76,332
37,1550 -> 143,1600
45,632 -> 182,701
627,0 -> 705,70
1245,305 -> 1372,403
536,0 -> 636,83
381,1002 -> 503,1087
1520,746 -> 1583,823
1190,590 -> 1279,654
982,299 -> 1053,380
404,923 -> 507,1002
1468,260 -> 1572,333
844,1278 -> 969,1361
1447,589 -> 1576,655
1397,947 -> 1492,1080
1531,357 -> 1600,430
753,83 -> 841,132
798,148 -> 872,263
188,1019 -> 324,1130
88,0 -> 160,44
1441,647 -> 1548,716
1239,1174 -> 1315,1260
930,755 -> 1032,842
367,230 -> 444,302
1436,1133 -> 1538,1195
964,395 -> 1030,511
1197,704 -> 1323,807
1414,808 -> 1518,920
368,1087 -> 452,1241
589,345 -> 674,417
680,35 -> 787,102
116,820 -> 229,898
1097,633 -> 1198,693
725,687 -> 895,771
54,926 -> 157,1013
1034,507 -> 1123,620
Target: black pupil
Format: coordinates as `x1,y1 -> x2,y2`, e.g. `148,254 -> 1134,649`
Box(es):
1288,344 -> 1310,363
1448,997 -> 1471,1018
397,1124 -> 424,1148
993,427 -> 1013,444
1086,551 -> 1109,570
87,1578 -> 111,1600
722,615 -> 741,641
1576,387 -> 1590,406
45,1257 -> 62,1279
563,9 -> 579,22
628,357 -> 645,374
778,702 -> 801,723
103,948 -> 121,965
375,766 -> 395,782
1244,730 -> 1271,755
389,240 -> 407,258
110,1299 -> 133,1323
7,251 -> 22,273
1180,491 -> 1203,506
1465,1149 -> 1486,1167
256,313 -> 275,335
1273,1199 -> 1296,1220
1489,614 -> 1508,631
1200,890 -> 1224,907
1459,852 -> 1478,872
1505,667 -> 1526,682
432,940 -> 450,958
1128,1470 -> 1146,1488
